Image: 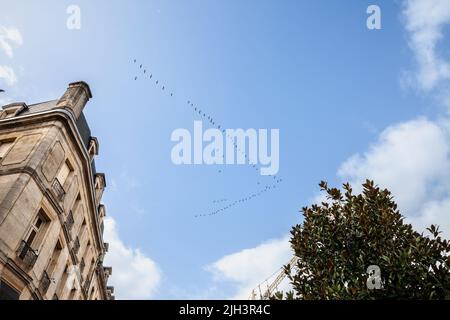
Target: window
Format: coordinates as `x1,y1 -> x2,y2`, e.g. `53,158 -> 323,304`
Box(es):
53,160 -> 73,201
88,137 -> 98,161
89,286 -> 95,300
95,179 -> 101,191
69,194 -> 81,231
88,258 -> 95,277
47,240 -> 63,277
80,258 -> 86,275
0,280 -> 20,300
0,103 -> 27,120
20,210 -> 50,258
26,214 -> 44,246
73,193 -> 81,212
68,287 -> 77,300
79,218 -> 87,237
56,160 -> 72,186
0,139 -> 14,159
55,263 -> 69,298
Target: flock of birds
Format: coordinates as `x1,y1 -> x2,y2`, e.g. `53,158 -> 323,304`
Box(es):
0,63 -> 285,218
132,58 -> 284,218
195,178 -> 283,217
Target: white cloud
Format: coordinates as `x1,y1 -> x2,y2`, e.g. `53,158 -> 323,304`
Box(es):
0,26 -> 22,87
409,197 -> 450,239
209,116 -> 450,300
0,26 -> 23,58
403,0 -> 450,91
206,236 -> 292,299
338,117 -> 450,238
0,65 -> 17,86
333,0 -> 450,238
103,217 -> 161,299
338,118 -> 450,215
202,3 -> 450,301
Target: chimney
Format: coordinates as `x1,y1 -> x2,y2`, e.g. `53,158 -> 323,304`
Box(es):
56,81 -> 92,119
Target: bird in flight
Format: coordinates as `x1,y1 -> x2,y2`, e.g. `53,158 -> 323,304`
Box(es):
0,89 -> 4,93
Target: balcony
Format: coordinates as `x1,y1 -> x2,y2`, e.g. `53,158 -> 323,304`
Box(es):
72,237 -> 80,255
80,258 -> 85,275
83,278 -> 91,294
65,211 -> 75,231
39,271 -> 51,294
52,179 -> 65,201
17,240 -> 38,269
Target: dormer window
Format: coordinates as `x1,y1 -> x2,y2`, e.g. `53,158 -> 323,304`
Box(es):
88,137 -> 99,161
93,173 -> 106,205
0,109 -> 16,119
0,103 -> 28,120
98,204 -> 106,218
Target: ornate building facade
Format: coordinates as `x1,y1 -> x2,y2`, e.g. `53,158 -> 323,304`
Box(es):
0,82 -> 113,300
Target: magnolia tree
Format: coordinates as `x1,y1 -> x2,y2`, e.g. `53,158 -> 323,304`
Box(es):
282,180 -> 450,299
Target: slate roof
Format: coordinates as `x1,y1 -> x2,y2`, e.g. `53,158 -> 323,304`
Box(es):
7,99 -> 96,175
20,100 -> 92,149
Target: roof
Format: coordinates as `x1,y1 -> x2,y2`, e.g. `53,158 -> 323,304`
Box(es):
18,100 -> 92,149
4,99 -> 97,174
23,99 -> 59,114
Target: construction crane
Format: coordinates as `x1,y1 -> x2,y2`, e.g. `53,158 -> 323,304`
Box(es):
248,256 -> 299,300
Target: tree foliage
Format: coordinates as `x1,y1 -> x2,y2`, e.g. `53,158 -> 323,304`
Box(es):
286,180 -> 450,299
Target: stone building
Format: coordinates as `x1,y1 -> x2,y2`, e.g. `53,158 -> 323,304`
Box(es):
0,81 -> 113,300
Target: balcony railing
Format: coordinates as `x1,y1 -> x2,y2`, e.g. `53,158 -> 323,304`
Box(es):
17,240 -> 38,269
72,237 -> 80,256
80,258 -> 85,275
83,275 -> 91,295
65,211 -> 75,231
39,271 -> 51,294
52,179 -> 65,201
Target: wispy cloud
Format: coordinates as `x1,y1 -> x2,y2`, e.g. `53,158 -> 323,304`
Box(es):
403,0 -> 450,92
0,26 -> 23,58
103,217 -> 161,299
0,65 -> 17,85
0,26 -> 23,88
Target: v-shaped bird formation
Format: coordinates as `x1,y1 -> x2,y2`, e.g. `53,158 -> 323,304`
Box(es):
132,58 -> 284,218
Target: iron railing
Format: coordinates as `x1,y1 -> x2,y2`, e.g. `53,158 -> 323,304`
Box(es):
52,179 -> 65,201
72,237 -> 80,255
39,271 -> 51,294
17,240 -> 38,269
80,258 -> 85,275
65,210 -> 75,231
83,278 -> 91,294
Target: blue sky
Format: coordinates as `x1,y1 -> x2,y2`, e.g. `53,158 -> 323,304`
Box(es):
2,0 -> 450,299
